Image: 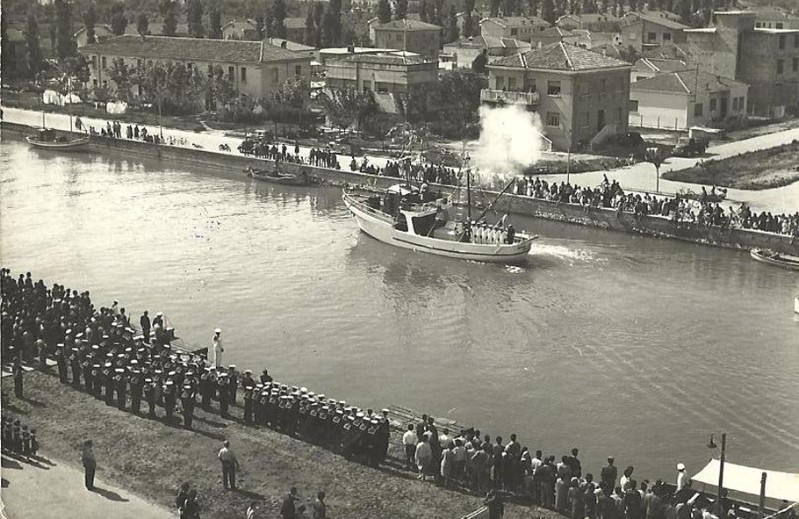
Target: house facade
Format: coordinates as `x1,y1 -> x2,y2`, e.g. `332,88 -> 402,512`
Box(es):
222,19 -> 259,40
79,35 -> 312,100
556,14 -> 620,32
442,35 -> 530,68
325,52 -> 438,94
629,69 -> 749,130
74,25 -> 115,48
682,11 -> 799,116
620,11 -> 688,52
479,17 -> 550,42
483,42 -> 631,151
372,20 -> 442,60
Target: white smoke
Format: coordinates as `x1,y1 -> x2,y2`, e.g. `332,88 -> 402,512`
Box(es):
472,105 -> 545,176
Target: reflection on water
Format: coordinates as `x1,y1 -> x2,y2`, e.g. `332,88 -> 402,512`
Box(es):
1,133 -> 798,481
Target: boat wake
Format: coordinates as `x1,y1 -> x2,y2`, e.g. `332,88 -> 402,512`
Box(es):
534,243 -> 601,264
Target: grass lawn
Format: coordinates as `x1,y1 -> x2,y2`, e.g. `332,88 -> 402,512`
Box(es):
663,140 -> 799,190
2,371 -> 556,519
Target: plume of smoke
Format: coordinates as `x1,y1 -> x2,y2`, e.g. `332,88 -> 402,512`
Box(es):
471,105 -> 545,179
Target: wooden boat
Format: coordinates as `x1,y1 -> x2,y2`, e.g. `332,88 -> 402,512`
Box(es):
343,182 -> 537,264
245,167 -> 310,186
750,248 -> 799,271
26,128 -> 90,151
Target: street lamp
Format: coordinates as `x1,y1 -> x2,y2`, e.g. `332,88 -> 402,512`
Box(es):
707,433 -> 727,519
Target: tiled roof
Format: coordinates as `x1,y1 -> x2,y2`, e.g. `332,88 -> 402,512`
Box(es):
489,42 -> 631,71
481,16 -> 550,28
125,23 -> 190,36
342,53 -> 431,65
557,13 -> 620,25
80,35 -> 305,63
539,26 -> 573,37
633,57 -> 687,73
623,11 -> 688,30
264,37 -> 315,51
641,42 -> 693,60
374,19 -> 442,31
631,69 -> 748,94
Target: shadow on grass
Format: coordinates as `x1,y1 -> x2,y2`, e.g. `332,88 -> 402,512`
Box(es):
92,486 -> 131,502
2,455 -> 23,470
2,477 -> 8,487
0,402 -> 29,415
195,415 -> 228,428
18,395 -> 47,408
2,452 -> 52,470
234,488 -> 266,501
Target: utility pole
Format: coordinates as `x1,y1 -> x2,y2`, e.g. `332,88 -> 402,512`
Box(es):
717,433 -> 727,519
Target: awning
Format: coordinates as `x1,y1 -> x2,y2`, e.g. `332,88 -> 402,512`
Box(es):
692,459 -> 799,502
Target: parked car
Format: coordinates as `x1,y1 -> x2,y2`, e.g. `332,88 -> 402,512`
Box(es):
672,137 -> 708,157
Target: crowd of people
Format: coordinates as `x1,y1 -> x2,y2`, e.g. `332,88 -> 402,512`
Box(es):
350,157 -> 460,187
1,412 -> 39,460
514,175 -> 799,237
5,268 -> 798,519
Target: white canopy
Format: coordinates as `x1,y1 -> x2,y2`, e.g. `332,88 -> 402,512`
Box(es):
692,459 -> 799,502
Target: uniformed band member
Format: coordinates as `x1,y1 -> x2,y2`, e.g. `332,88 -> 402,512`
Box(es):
55,344 -> 68,383
163,380 -> 176,424
144,378 -> 157,418
181,385 -> 196,430
12,357 -> 23,398
227,365 -> 238,405
129,369 -> 143,414
218,373 -> 229,418
243,386 -> 254,425
115,368 -> 127,410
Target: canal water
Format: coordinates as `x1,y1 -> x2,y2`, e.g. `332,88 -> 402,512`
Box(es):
1,134 -> 797,482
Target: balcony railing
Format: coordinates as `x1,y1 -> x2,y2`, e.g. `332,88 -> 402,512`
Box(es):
480,89 -> 540,105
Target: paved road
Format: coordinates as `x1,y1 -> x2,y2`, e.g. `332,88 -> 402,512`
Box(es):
4,106 -> 798,213
1,452 -> 175,519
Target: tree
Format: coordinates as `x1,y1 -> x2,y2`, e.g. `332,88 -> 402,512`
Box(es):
527,0 -> 540,16
377,0 -> 392,23
318,88 -> 377,131
541,0 -> 556,23
161,0 -> 178,36
187,0 -> 205,38
394,0 -> 408,19
55,0 -> 76,60
137,13 -> 149,39
205,65 -> 236,110
444,5 -> 458,43
643,147 -> 668,193
271,0 -> 287,38
489,0 -> 501,16
313,2 -> 325,47
83,4 -> 97,45
108,57 -> 132,100
471,49 -> 488,74
418,0 -> 429,22
677,0 -> 691,24
25,10 -> 43,79
628,0 -> 638,11
304,8 -> 316,45
209,7 -> 223,38
463,0 -> 475,37
321,0 -> 342,46
110,2 -> 128,35
432,0 -> 444,24
264,2 -> 274,37
255,15 -> 265,39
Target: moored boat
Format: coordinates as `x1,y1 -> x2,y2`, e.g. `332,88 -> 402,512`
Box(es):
343,183 -> 537,264
245,167 -> 311,186
26,128 -> 90,151
750,248 -> 799,271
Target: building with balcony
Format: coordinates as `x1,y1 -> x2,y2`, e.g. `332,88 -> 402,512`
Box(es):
371,19 -> 442,60
479,17 -> 550,42
620,11 -> 688,52
222,19 -> 260,40
325,52 -> 438,94
629,68 -> 749,130
79,35 -> 312,100
484,42 -> 631,151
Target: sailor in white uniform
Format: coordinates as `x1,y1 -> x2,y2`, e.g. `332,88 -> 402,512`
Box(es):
212,328 -> 224,368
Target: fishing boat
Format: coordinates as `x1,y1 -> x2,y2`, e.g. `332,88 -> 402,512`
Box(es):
26,128 -> 91,151
245,167 -> 311,186
750,248 -> 799,271
343,177 -> 537,263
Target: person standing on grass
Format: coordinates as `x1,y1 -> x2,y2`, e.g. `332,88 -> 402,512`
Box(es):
281,487 -> 300,519
12,356 -> 23,398
312,491 -> 327,519
182,489 -> 200,519
176,482 -> 190,514
246,501 -> 258,519
80,440 -> 97,491
218,440 -> 240,490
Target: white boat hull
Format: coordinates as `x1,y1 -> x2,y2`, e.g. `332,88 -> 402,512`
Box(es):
26,135 -> 91,151
343,192 -> 535,263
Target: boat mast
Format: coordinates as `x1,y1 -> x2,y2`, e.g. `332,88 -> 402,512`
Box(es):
473,177 -> 516,223
466,165 -> 472,223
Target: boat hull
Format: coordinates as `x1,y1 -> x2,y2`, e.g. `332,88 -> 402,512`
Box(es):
26,135 -> 91,151
247,169 -> 310,186
750,248 -> 799,271
343,192 -> 535,263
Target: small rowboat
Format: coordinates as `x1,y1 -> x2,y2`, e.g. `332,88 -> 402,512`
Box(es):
750,248 -> 799,271
26,129 -> 91,152
245,167 -> 310,186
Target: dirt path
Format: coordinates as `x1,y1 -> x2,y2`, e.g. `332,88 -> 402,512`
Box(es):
1,452 -> 176,519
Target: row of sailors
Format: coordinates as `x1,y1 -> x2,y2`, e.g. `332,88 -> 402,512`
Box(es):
52,339 -> 392,467
1,414 -> 39,459
242,383 -> 391,467
469,221 -> 514,245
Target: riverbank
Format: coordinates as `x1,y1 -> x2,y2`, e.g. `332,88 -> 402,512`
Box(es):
4,120 -> 796,256
663,141 -> 799,190
1,370 -> 551,519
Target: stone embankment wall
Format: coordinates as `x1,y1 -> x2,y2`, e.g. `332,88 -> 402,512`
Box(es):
5,122 -> 797,256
